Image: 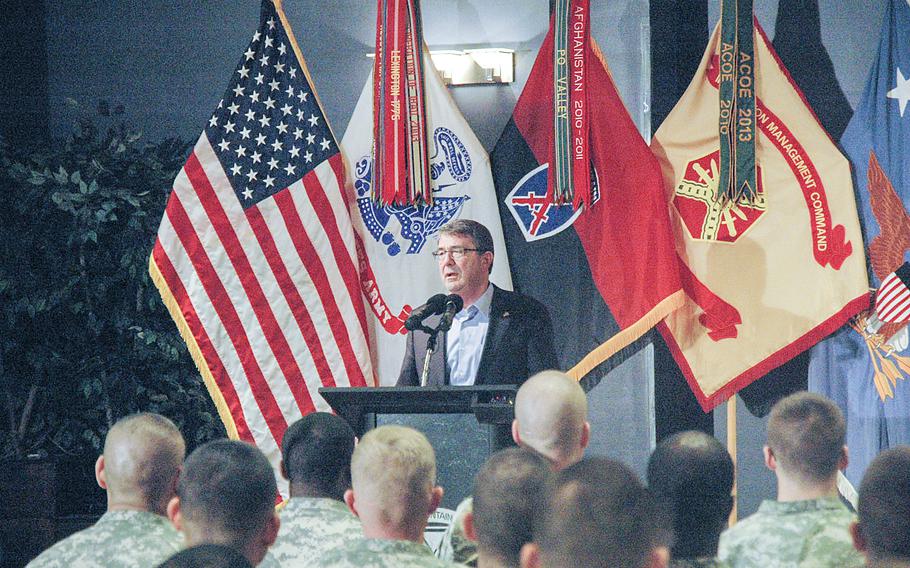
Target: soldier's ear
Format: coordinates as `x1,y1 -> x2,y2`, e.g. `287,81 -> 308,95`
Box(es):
95,455 -> 107,490
763,446 -> 776,471
580,421 -> 591,450
263,512 -> 280,547
428,486 -> 444,516
463,511 -> 476,542
520,542 -> 541,568
850,521 -> 867,554
344,489 -> 359,517
648,546 -> 670,568
167,496 -> 183,531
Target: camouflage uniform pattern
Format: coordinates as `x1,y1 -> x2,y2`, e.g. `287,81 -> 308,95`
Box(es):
438,497 -> 477,566
270,497 -> 362,565
319,538 -> 460,567
717,497 -> 864,568
671,557 -> 730,568
26,510 -> 183,568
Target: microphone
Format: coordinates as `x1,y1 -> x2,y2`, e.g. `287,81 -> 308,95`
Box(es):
437,294 -> 464,333
404,294 -> 448,331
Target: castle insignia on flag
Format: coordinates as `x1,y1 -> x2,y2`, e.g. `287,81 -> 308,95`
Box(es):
673,150 -> 766,243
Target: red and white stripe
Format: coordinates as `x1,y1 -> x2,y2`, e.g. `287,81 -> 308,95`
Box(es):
152,133 -> 374,479
876,271 -> 910,324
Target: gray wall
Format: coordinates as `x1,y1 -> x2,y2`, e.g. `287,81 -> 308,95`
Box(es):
45,1 -> 650,151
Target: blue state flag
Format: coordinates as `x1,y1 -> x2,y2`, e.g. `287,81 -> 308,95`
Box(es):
809,0 -> 910,487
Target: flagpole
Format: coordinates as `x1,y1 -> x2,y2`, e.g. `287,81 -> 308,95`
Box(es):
727,394 -> 738,526
271,0 -> 341,145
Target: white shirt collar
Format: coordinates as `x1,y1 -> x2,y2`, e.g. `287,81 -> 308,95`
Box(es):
469,283 -> 494,318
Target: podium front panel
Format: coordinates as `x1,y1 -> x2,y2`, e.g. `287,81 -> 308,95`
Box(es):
376,413 -> 500,510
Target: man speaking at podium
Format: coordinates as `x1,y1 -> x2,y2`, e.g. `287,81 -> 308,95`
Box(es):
397,219 -> 558,387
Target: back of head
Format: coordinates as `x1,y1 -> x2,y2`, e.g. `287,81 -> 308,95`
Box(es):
281,412 -> 355,500
103,413 -> 185,512
157,544 -> 253,568
514,370 -> 588,468
535,457 -> 659,568
473,448 -> 553,567
857,446 -> 910,562
647,431 -> 733,558
766,392 -> 845,483
177,440 -> 277,550
350,425 -> 436,535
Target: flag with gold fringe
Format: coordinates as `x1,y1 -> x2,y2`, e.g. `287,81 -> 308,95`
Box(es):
651,16 -> 869,411
150,0 -> 374,495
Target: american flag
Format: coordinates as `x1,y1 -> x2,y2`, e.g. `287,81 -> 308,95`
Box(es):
150,0 -> 375,488
875,262 -> 910,325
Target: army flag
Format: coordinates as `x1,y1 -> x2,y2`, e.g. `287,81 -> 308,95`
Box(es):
492,23 -> 685,384
342,49 -> 512,385
809,0 -> 910,486
651,19 -> 870,411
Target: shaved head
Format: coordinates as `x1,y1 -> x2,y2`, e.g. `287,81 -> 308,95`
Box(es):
514,370 -> 588,469
101,413 -> 185,514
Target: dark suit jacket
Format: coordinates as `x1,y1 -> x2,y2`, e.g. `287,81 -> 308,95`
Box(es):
396,285 -> 559,386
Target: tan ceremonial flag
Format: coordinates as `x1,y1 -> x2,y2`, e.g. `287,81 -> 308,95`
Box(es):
651,19 -> 870,411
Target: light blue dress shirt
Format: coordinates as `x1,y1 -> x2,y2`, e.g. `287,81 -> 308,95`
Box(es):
446,284 -> 493,386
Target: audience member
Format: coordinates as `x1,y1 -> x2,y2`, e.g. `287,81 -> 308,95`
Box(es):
27,413 -> 185,567
851,446 -> 910,567
167,440 -> 279,567
442,369 -> 590,565
158,544 -> 253,568
648,430 -> 734,567
320,425 -> 456,567
521,457 -> 668,568
717,391 -> 863,568
463,448 -> 552,568
270,413 -> 362,565
512,369 -> 590,470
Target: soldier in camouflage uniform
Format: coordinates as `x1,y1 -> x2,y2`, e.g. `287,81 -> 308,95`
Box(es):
462,448 -> 552,568
851,446 -> 910,568
166,440 -> 280,567
524,458 -> 668,568
319,425 -> 458,567
647,431 -> 734,568
439,498 -> 477,566
269,413 -> 363,566
717,392 -> 864,568
27,413 -> 186,568
441,370 -> 590,566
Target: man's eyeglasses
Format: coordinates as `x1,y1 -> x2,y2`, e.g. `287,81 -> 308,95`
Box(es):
432,247 -> 484,261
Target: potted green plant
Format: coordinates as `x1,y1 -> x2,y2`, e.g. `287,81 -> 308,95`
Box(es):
0,101 -> 225,561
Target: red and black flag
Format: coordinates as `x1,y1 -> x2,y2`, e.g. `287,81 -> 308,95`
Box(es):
493,11 -> 684,383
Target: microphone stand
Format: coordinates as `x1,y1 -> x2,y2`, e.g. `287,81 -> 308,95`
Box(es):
419,327 -> 439,388
418,317 -> 454,387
